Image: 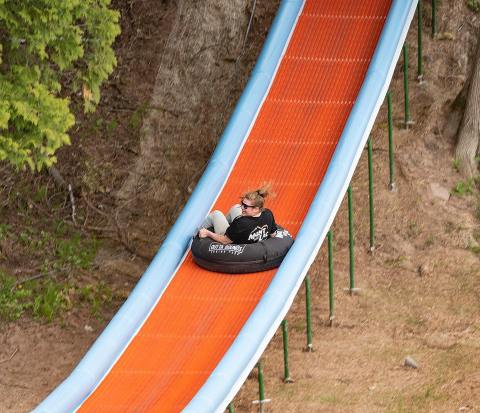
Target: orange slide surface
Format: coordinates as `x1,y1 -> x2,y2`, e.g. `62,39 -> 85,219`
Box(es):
79,1 -> 391,411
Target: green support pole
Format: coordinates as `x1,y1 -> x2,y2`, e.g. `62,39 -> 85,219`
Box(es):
305,276 -> 313,351
228,402 -> 235,413
253,361 -> 270,412
367,137 -> 375,252
346,186 -> 360,294
328,230 -> 334,326
417,1 -> 424,82
432,0 -> 437,38
282,320 -> 294,382
403,44 -> 413,129
258,361 -> 265,412
387,91 -> 396,192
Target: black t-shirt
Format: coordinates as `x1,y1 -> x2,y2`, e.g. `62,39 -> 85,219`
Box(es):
225,209 -> 277,244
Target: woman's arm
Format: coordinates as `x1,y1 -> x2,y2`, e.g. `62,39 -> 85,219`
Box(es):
198,228 -> 233,245
268,209 -> 277,237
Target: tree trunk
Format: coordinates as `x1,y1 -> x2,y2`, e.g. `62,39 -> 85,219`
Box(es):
455,30 -> 480,178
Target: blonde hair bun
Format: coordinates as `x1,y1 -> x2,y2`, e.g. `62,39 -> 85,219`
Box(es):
242,183 -> 274,209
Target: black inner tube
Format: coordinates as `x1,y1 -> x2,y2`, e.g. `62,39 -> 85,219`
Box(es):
191,227 -> 294,274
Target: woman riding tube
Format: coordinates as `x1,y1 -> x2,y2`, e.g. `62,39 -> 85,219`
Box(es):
198,184 -> 277,245
193,184 -> 293,273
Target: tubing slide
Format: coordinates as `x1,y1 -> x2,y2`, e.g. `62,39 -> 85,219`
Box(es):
35,1 -> 418,412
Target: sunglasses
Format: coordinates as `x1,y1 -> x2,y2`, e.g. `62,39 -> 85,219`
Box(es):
241,201 -> 257,209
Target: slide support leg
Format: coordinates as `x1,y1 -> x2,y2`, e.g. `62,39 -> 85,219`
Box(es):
305,275 -> 313,351
347,187 -> 360,295
403,44 -> 413,128
252,361 -> 270,412
387,92 -> 396,192
417,2 -> 424,82
282,320 -> 294,382
328,230 -> 334,326
367,137 -> 375,252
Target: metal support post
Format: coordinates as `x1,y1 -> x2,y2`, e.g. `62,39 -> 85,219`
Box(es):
252,361 -> 270,412
305,276 -> 313,351
367,137 -> 375,252
258,361 -> 265,402
282,320 -> 294,382
403,44 -> 413,128
387,92 -> 396,192
417,2 -> 424,82
328,230 -> 334,326
346,186 -> 360,294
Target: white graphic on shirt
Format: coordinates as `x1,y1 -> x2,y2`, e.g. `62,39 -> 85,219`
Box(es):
274,229 -> 291,239
248,225 -> 269,242
209,243 -> 245,255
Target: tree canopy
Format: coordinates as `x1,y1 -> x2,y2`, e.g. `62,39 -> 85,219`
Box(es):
0,0 -> 120,171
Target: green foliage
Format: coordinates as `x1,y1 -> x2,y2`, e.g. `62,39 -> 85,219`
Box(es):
1,226 -> 105,323
32,281 -> 70,322
0,223 -> 11,240
0,272 -> 32,321
106,119 -> 118,134
33,185 -> 48,202
55,233 -> 99,269
0,0 -> 120,170
468,244 -> 480,254
467,0 -> 480,12
128,103 -> 148,131
13,225 -> 99,272
78,281 -> 113,318
0,271 -> 114,323
451,178 -> 475,196
452,158 -> 460,172
1,274 -> 115,323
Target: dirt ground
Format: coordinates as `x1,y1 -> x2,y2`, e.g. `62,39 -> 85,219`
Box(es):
1,1 -> 479,412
